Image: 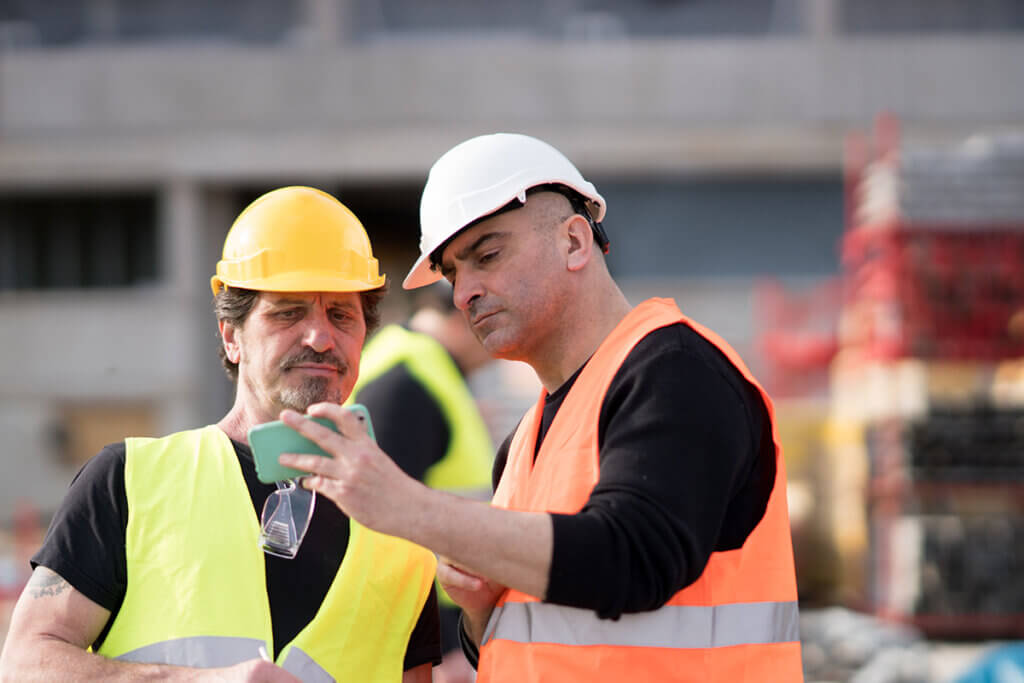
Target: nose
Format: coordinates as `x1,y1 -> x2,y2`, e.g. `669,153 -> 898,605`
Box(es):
452,271 -> 483,312
301,308 -> 335,353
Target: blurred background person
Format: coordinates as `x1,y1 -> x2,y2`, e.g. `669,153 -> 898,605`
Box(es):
350,280 -> 494,683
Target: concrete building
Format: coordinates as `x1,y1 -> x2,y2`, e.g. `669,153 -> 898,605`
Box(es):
0,0 -> 1022,512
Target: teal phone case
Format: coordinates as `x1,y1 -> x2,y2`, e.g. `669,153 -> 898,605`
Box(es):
248,404 -> 375,484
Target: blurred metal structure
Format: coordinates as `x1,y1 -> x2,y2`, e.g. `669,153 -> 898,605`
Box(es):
830,116 -> 1024,641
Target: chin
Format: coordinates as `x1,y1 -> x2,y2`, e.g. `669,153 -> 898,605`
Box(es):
482,335 -> 523,361
280,381 -> 343,412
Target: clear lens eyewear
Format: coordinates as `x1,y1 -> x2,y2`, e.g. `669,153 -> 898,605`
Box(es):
259,479 -> 316,559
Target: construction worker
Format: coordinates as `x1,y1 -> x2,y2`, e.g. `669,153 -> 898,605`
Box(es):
349,281 -> 494,683
276,134 -> 803,682
0,187 -> 440,681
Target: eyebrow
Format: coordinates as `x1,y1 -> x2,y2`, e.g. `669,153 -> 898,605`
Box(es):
264,296 -> 356,309
441,232 -> 507,276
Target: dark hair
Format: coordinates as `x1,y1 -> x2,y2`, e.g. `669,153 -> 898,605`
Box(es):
213,285 -> 387,382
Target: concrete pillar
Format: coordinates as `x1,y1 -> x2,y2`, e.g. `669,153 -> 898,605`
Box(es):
201,189 -> 240,422
159,179 -> 207,433
806,0 -> 839,42
84,0 -> 118,42
298,0 -> 354,46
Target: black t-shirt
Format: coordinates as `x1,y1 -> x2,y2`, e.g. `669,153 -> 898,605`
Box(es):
32,438 -> 442,671
496,322 -> 775,618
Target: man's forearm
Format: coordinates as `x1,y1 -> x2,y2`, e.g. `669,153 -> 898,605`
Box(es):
0,635 -> 284,682
404,487 -> 554,601
1,637 -> 192,681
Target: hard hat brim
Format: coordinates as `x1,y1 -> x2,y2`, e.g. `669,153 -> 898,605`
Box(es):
402,251 -> 444,290
212,272 -> 386,297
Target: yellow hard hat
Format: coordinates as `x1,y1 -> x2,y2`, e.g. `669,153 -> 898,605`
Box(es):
210,186 -> 386,296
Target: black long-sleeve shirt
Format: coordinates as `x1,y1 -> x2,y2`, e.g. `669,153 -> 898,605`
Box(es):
462,322 -> 775,664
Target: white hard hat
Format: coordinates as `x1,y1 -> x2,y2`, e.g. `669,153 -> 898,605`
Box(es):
403,133 -> 606,290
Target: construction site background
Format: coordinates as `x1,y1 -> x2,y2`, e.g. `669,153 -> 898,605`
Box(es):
1,2 -> 1023,680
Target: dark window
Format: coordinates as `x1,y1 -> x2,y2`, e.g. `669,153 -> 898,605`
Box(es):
841,0 -> 1024,34
352,0 -> 804,40
0,193 -> 158,290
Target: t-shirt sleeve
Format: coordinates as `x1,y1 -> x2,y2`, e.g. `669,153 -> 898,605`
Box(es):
545,330 -> 770,619
403,584 -> 443,670
31,443 -> 129,614
357,363 -> 450,483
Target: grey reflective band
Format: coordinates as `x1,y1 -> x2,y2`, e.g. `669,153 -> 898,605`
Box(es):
117,637 -> 334,681
483,600 -> 800,649
116,636 -> 264,667
282,647 -> 334,682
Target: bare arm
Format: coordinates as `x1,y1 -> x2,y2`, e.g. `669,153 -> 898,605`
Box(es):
280,405 -> 554,604
402,662 -> 433,683
0,567 -> 297,682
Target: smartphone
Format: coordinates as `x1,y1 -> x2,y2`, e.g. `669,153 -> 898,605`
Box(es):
248,404 -> 375,484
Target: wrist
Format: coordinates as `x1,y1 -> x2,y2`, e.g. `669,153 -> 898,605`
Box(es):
462,604 -> 494,645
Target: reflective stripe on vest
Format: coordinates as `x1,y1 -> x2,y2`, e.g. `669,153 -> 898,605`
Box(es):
351,324 -> 493,493
101,426 -> 436,681
116,637 -> 333,682
483,600 -> 800,649
479,298 -> 802,682
116,636 -> 264,668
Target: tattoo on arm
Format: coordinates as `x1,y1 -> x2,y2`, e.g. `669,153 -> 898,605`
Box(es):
27,569 -> 71,600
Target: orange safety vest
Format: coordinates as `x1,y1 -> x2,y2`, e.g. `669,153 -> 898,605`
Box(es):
478,298 -> 803,682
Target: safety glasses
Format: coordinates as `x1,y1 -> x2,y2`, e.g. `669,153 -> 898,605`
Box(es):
259,479 -> 316,559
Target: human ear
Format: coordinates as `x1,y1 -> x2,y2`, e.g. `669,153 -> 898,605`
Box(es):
565,215 -> 594,272
219,319 -> 241,364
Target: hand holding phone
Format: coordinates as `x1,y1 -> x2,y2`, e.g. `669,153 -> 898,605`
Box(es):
248,404 -> 375,484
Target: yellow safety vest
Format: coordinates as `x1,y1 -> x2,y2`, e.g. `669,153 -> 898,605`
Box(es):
351,324 -> 493,494
97,426 -> 436,682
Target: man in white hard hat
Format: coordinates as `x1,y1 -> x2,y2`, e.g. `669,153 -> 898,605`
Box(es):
276,135 -> 803,682
0,187 -> 440,681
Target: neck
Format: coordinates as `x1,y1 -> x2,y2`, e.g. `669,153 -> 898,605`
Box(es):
529,281 -> 632,393
217,394 -> 274,444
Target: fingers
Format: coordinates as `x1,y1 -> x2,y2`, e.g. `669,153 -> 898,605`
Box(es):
437,561 -> 485,592
307,402 -> 371,439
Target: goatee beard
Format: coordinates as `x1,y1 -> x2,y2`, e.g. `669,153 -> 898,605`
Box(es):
278,377 -> 342,413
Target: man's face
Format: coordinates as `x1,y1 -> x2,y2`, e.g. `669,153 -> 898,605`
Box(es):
222,291 -> 366,422
437,193 -> 571,362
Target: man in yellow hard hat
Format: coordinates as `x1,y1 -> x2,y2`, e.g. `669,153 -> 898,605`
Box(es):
0,187 -> 440,682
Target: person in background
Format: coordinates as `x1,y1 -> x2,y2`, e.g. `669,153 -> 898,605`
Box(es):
350,280 -> 494,683
275,134 -> 803,682
0,186 -> 440,682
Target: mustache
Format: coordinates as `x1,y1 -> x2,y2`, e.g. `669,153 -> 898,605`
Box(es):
467,301 -> 495,322
280,349 -> 348,373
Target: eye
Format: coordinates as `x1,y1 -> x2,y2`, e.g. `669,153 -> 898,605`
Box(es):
275,308 -> 301,320
330,309 -> 356,324
478,250 -> 499,265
